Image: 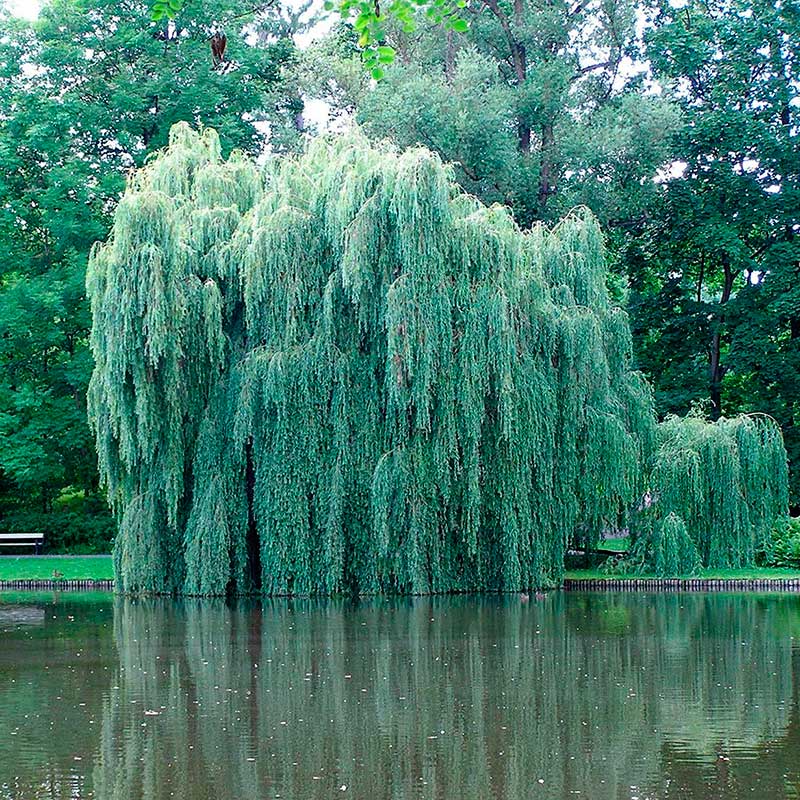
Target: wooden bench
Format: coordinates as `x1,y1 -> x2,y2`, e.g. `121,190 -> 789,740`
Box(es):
0,533 -> 44,554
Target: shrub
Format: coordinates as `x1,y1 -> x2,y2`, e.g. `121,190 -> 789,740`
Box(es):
759,516 -> 800,569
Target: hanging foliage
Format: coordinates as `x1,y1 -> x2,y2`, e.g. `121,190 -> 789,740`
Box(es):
89,122 -> 680,595
630,413 -> 789,573
622,511 -> 701,577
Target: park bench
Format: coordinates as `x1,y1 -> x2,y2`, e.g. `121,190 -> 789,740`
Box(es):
0,533 -> 44,555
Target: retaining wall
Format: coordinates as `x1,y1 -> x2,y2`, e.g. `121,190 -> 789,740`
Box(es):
563,578 -> 800,591
0,580 -> 114,590
2,578 -> 800,592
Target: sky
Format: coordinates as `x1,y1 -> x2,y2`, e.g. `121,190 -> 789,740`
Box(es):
7,0 -> 39,17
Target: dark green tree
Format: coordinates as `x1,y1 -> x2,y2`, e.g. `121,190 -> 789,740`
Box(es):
625,0 -> 800,503
0,0 -> 303,548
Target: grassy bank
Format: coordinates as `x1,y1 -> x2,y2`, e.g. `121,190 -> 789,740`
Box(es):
0,555 -> 113,582
2,554 -> 800,586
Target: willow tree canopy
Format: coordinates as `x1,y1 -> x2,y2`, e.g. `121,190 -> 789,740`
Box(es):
628,413 -> 789,575
87,123 -> 782,596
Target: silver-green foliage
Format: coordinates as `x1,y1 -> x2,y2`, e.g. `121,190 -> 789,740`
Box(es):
638,414 -> 789,571
88,122 -> 657,595
619,510 -> 702,578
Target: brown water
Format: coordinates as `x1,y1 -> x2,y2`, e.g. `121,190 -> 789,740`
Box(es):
1,591 -> 799,799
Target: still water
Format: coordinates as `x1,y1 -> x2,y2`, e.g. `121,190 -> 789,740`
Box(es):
1,591 -> 799,800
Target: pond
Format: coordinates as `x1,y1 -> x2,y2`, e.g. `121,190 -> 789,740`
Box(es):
1,591 -> 799,800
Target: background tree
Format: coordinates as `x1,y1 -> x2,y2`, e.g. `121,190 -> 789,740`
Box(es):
0,0 -> 303,549
303,0 -> 680,228
625,0 -> 800,502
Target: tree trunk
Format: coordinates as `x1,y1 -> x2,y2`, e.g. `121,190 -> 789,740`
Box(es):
537,121 -> 554,212
444,30 -> 456,84
245,439 -> 262,590
709,253 -> 734,420
514,41 -> 530,154
482,0 -> 529,152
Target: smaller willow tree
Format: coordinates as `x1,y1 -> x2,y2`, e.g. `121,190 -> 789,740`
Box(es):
630,413 -> 789,572
88,123 -> 660,595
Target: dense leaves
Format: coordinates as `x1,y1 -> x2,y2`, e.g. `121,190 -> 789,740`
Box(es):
0,0 -> 302,548
760,516 -> 800,570
625,0 -> 800,502
626,414 -> 789,575
150,0 -> 469,77
89,125 -> 789,594
89,124 -> 656,595
305,0 -> 680,228
308,0 -> 800,506
2,0 -> 797,567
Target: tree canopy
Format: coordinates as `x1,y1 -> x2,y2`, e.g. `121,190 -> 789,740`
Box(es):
88,124 -> 788,594
305,0 -> 680,228
88,123 -> 658,594
627,413 -> 789,576
628,0 -> 800,502
0,0 -> 302,547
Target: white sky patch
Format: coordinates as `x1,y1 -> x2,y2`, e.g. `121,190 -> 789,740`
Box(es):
294,0 -> 332,47
6,0 -> 40,18
303,97 -> 331,130
654,160 -> 688,183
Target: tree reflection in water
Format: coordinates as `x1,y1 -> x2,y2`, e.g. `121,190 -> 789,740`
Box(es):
84,593 -> 800,800
1,593 -> 798,798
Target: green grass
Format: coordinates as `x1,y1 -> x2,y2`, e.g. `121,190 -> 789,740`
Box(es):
565,566 -> 800,581
0,555 -> 113,581
596,537 -> 630,552
2,554 -> 798,586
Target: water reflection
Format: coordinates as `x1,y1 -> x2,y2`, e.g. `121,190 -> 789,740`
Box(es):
0,606 -> 44,632
1,592 -> 799,799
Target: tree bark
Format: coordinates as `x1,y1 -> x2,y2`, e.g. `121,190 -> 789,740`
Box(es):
537,121 -> 554,211
482,0 -> 529,153
444,29 -> 456,84
709,253 -> 734,420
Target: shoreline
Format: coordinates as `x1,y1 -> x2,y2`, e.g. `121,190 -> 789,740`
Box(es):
564,577 -> 800,591
0,579 -> 114,590
3,577 -> 800,592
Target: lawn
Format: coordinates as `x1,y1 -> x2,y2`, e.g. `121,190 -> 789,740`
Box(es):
565,566 -> 800,581
2,554 -> 799,585
596,537 -> 630,553
0,555 -> 113,581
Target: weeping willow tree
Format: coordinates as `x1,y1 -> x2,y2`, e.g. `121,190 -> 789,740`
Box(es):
629,413 -> 789,572
88,122 -> 658,595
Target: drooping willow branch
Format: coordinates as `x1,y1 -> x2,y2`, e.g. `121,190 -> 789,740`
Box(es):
627,413 -> 789,575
